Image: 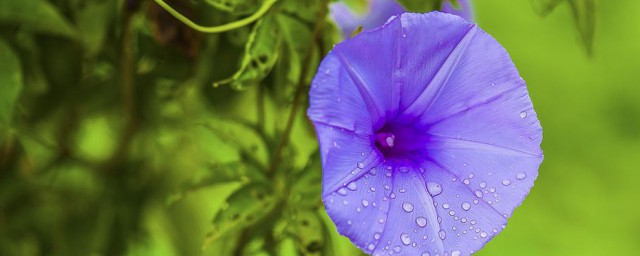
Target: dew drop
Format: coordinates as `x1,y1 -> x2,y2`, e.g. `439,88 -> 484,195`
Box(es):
461,218 -> 467,223
416,217 -> 427,227
449,210 -> 455,216
374,233 -> 381,239
463,179 -> 470,185
479,181 -> 487,188
378,218 -> 385,224
520,111 -> 527,118
390,193 -> 396,199
426,182 -> 442,196
438,229 -> 446,240
358,162 -> 364,169
474,190 -> 483,198
401,233 -> 411,245
337,188 -> 347,196
502,179 -> 511,186
468,173 -> 474,179
452,250 -> 462,256
480,232 -> 488,238
384,185 -> 391,190
368,243 -> 375,250
394,246 -> 402,252
370,187 -> 376,192
362,199 -> 370,207
422,252 -> 431,256
399,188 -> 407,193
347,182 -> 357,191
402,202 -> 414,212
461,202 -> 471,211
442,203 -> 450,209
516,172 -> 527,180
370,169 -> 377,176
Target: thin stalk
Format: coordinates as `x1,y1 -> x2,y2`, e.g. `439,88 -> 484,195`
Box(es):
152,0 -> 277,33
268,0 -> 328,177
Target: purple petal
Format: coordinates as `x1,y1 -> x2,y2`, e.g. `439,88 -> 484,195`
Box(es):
441,0 -> 474,21
310,12 -> 542,255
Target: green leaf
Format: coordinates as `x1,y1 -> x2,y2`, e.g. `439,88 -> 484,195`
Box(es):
0,0 -> 76,38
280,0 -> 322,23
530,0 -> 596,54
277,13 -> 312,86
214,12 -> 281,89
396,0 -> 442,12
288,210 -> 326,255
289,151 -> 322,209
203,183 -> 278,248
204,0 -> 261,15
568,0 -> 596,55
75,0 -> 117,56
0,39 -> 22,127
530,0 -> 565,16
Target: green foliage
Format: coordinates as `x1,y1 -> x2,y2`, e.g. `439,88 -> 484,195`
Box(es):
531,0 -> 596,54
0,39 -> 22,127
0,0 -> 76,38
0,0 -> 626,255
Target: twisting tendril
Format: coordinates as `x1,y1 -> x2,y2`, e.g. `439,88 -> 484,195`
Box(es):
152,0 -> 278,33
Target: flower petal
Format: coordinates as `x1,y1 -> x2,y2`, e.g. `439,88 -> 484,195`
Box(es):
329,0 -> 405,38
394,13 -> 476,113
333,16 -> 403,128
313,122 -> 381,196
323,163 -> 394,253
307,53 -> 375,134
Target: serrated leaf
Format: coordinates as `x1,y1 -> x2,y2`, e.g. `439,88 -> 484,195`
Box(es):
0,0 -> 76,38
0,39 -> 22,128
530,0 -> 565,16
203,183 -> 277,248
75,0 -> 116,56
204,0 -> 260,15
568,0 -> 596,55
288,211 -> 325,255
214,13 -> 281,89
396,0 -> 442,12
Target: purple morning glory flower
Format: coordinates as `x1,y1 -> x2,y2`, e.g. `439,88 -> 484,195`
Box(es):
307,12 -> 542,256
330,0 -> 473,38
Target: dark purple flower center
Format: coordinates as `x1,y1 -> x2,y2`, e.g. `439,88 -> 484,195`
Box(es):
373,122 -> 428,163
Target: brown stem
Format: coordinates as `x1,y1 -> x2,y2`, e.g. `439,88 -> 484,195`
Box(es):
268,0 -> 328,177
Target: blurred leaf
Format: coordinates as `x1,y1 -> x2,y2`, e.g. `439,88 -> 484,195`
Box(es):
280,0 -> 321,23
0,0 -> 76,38
0,39 -> 22,127
203,183 -> 277,248
277,13 -> 311,86
396,0 -> 442,12
568,0 -> 596,55
214,12 -> 281,89
530,0 -> 596,54
75,0 -> 116,56
288,210 -> 325,256
289,151 -> 322,209
341,0 -> 368,14
167,161 -> 268,205
530,0 -> 565,16
203,0 -> 261,15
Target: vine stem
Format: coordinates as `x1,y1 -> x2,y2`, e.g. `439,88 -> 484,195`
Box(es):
152,0 -> 277,33
268,0 -> 328,177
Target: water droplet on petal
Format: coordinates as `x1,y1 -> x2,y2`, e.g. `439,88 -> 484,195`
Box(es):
442,203 -> 450,209
520,111 -> 527,118
358,162 -> 364,168
422,252 -> 431,256
401,233 -> 411,245
438,229 -> 446,240
402,202 -> 414,212
516,172 -> 527,180
362,200 -> 369,207
452,250 -> 462,256
474,190 -> 483,198
347,182 -> 357,190
416,217 -> 427,227
480,232 -> 488,238
449,210 -> 455,216
368,243 -> 375,250
374,233 -> 381,239
337,188 -> 347,196
502,179 -> 511,186
426,182 -> 442,196
461,202 -> 471,211
394,246 -> 402,252
479,181 -> 487,188
378,218 -> 385,224
399,188 -> 406,193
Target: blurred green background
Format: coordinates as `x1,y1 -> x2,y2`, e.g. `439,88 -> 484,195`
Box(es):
1,0 -> 639,255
